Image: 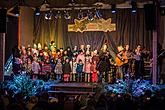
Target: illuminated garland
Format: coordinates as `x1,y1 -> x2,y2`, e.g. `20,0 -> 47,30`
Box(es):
4,72 -> 45,97
104,79 -> 160,97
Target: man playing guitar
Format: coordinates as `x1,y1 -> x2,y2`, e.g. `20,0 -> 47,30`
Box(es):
115,45 -> 132,80
115,46 -> 126,80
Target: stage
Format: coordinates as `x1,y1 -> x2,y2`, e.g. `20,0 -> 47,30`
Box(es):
48,83 -> 97,98
1,73 -> 165,101
44,79 -> 165,99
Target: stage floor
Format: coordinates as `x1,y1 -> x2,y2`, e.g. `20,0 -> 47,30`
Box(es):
48,82 -> 98,87
46,80 -> 165,98
48,82 -> 98,97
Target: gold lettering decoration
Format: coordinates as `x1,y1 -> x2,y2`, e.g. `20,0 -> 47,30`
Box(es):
68,17 -> 116,33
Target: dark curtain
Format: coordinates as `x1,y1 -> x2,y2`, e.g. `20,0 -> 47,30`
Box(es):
34,13 -> 64,48
6,16 -> 18,62
115,9 -> 152,50
159,13 -> 165,48
33,9 -> 152,51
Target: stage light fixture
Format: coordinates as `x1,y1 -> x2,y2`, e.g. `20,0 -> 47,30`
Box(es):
95,9 -> 102,19
45,10 -> 52,20
35,7 -> 40,16
87,10 -> 94,21
55,11 -> 61,19
111,4 -> 116,14
131,1 -> 137,13
13,6 -> 20,16
77,10 -> 83,20
64,11 -> 71,20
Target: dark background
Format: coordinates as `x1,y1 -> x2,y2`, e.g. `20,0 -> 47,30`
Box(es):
5,16 -> 18,62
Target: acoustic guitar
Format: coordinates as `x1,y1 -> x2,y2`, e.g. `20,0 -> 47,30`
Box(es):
115,55 -> 128,67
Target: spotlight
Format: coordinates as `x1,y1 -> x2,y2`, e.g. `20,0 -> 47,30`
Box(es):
95,9 -> 102,19
64,11 -> 71,20
13,6 -> 20,16
87,10 -> 94,21
35,7 -> 40,16
111,4 -> 116,14
45,10 -> 52,20
77,10 -> 83,20
131,1 -> 137,13
55,11 -> 61,19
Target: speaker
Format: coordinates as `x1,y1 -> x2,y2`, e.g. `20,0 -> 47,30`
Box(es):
144,4 -> 156,31
0,9 -> 7,33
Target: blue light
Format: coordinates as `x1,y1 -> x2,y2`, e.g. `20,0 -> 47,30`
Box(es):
15,13 -> 19,16
14,6 -> 19,17
104,79 -> 160,97
4,73 -> 45,97
78,10 -> 83,20
88,14 -> 93,21
112,10 -> 116,14
87,10 -> 94,21
45,10 -> 52,20
36,12 -> 40,16
111,4 -> 116,14
131,1 -> 137,13
35,8 -> 40,16
132,9 -> 137,13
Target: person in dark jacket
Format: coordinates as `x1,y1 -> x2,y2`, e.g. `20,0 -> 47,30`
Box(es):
63,58 -> 71,82
97,54 -> 109,83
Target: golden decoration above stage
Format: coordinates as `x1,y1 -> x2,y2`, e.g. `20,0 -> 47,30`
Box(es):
68,17 -> 116,33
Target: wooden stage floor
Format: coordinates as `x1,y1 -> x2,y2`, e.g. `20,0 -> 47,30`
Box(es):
48,82 -> 99,97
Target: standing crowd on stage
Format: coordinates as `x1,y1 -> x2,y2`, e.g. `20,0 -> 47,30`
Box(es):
11,41 -> 155,83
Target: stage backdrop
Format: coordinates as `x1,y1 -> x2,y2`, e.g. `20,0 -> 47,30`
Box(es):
33,9 -> 152,52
